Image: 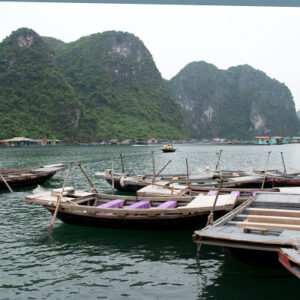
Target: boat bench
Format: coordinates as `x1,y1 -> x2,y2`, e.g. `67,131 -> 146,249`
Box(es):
126,200 -> 151,209
155,200 -> 177,209
97,199 -> 125,214
126,200 -> 151,215
98,199 -> 125,208
251,190 -> 260,196
231,191 -> 240,198
207,190 -> 218,196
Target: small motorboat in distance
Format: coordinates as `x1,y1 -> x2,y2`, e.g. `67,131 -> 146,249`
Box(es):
161,144 -> 176,153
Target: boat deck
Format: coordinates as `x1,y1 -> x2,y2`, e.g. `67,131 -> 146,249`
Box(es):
193,192 -> 300,252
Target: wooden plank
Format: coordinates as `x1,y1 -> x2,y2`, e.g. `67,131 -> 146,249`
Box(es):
246,208 -> 300,218
243,227 -> 269,235
246,215 -> 300,225
234,221 -> 300,231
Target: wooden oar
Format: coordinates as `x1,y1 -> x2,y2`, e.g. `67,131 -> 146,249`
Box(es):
42,162 -> 73,242
111,155 -> 115,195
280,152 -> 287,176
214,149 -> 223,173
78,163 -> 98,193
0,173 -> 14,193
261,151 -> 271,189
206,176 -> 223,226
152,151 -> 156,183
120,153 -> 125,173
185,157 -> 190,186
155,160 -> 172,177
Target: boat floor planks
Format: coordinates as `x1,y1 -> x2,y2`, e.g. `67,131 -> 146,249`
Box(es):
193,192 -> 300,265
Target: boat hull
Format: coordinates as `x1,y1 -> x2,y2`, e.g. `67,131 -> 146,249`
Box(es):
224,247 -> 281,268
106,179 -> 147,192
53,209 -> 210,230
0,172 -> 56,190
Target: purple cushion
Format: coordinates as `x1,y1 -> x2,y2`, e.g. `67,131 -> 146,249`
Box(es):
207,190 -> 218,196
98,199 -> 125,208
155,201 -> 177,209
231,191 -> 240,198
251,190 -> 259,196
126,200 -> 151,209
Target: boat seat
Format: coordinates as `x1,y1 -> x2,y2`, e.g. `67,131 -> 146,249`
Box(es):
231,191 -> 240,198
97,199 -> 125,209
155,200 -> 177,209
207,190 -> 218,196
97,199 -> 125,214
126,200 -> 151,216
126,200 -> 151,209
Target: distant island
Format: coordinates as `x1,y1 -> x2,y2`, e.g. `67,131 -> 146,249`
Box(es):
0,28 -> 299,142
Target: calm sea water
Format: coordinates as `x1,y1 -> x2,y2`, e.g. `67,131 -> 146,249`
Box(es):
1,144 -> 300,299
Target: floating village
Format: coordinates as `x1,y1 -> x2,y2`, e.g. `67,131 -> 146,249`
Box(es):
1,135 -> 300,147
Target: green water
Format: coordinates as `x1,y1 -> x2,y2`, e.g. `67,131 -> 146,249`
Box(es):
1,144 -> 300,299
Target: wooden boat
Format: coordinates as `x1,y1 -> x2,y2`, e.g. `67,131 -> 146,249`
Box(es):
94,170 -> 216,192
254,169 -> 300,187
137,182 -> 279,201
279,248 -> 300,278
161,144 -> 176,152
25,187 -> 240,230
0,164 -> 64,190
94,169 -> 265,193
193,192 -> 300,267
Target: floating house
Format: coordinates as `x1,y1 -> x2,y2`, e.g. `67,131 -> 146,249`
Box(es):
4,137 -> 39,147
254,136 -> 271,145
291,137 -> 300,143
254,136 -> 290,145
147,138 -> 158,144
270,136 -> 284,145
46,139 -> 63,146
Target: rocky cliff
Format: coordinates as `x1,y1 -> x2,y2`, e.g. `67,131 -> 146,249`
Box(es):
166,61 -> 300,138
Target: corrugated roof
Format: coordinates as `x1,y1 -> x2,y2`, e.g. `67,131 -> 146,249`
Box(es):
4,137 -> 37,142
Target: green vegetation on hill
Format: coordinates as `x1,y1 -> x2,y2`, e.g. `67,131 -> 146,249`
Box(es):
0,28 -> 80,140
42,36 -> 65,50
55,31 -> 188,140
0,28 -> 298,142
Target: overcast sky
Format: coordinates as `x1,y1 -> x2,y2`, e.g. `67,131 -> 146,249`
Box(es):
1,2 -> 300,110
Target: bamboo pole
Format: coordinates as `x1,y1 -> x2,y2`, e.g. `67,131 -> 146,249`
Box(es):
0,173 -> 14,193
185,157 -> 190,186
214,149 -> 223,173
43,162 -> 73,241
78,163 -> 98,193
206,176 -> 223,226
156,160 -> 172,177
120,153 -> 125,174
111,154 -> 115,195
152,151 -> 156,183
280,152 -> 287,176
261,151 -> 271,190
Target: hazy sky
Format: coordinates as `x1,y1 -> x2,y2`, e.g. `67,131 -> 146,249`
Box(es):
1,2 -> 300,110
